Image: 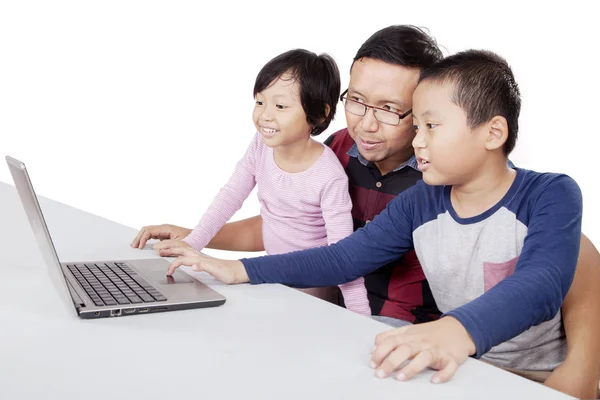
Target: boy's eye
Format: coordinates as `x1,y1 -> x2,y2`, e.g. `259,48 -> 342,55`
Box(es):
275,104 -> 287,110
350,96 -> 364,103
383,105 -> 400,113
255,100 -> 263,106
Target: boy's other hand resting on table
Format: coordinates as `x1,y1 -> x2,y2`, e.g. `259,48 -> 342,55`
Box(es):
370,317 -> 476,383
165,247 -> 249,284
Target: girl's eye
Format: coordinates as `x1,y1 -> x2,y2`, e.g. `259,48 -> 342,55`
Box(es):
255,100 -> 263,106
413,125 -> 419,132
426,123 -> 437,129
276,104 -> 287,110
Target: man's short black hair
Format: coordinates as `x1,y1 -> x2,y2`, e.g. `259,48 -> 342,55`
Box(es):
352,25 -> 443,70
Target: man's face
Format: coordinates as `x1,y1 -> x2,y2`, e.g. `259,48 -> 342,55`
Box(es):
345,58 -> 420,172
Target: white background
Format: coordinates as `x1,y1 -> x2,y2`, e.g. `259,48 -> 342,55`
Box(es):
2,1 -> 599,246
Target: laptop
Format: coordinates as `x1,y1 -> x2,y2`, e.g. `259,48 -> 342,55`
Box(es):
6,155 -> 226,319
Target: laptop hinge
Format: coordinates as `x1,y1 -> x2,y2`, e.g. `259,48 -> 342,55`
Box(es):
65,276 -> 86,309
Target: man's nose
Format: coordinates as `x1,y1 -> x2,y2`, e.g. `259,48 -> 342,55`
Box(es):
360,107 -> 379,132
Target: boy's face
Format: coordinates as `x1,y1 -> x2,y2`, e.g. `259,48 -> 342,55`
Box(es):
345,58 -> 420,170
412,80 -> 488,186
253,74 -> 312,148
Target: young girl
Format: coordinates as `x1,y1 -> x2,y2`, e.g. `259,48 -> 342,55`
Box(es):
158,49 -> 370,316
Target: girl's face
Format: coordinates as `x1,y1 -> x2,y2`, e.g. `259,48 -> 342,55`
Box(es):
253,73 -> 313,149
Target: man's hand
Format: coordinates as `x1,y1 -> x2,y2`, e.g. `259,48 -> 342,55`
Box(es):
545,359 -> 599,399
166,247 -> 249,284
370,317 -> 476,383
131,224 -> 192,249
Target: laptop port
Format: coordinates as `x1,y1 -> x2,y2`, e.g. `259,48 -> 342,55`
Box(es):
123,308 -> 136,314
138,308 -> 149,313
110,309 -> 122,317
152,307 -> 168,312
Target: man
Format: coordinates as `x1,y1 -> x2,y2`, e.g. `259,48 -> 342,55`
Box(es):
132,26 -> 600,398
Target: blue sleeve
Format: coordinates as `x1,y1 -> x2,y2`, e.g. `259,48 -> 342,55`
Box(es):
445,175 -> 582,358
242,185 -> 420,287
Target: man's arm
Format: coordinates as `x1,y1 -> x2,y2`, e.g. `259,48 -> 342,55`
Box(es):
205,215 -> 265,252
131,217 -> 264,252
545,233 -> 600,399
131,219 -> 265,256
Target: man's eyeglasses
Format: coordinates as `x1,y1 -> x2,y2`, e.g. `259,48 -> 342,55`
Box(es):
340,89 -> 412,126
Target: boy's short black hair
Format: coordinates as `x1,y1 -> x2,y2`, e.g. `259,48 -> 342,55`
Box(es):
253,49 -> 340,136
352,25 -> 443,70
419,50 -> 521,155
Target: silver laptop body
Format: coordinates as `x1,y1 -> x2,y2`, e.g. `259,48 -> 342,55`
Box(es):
6,155 -> 226,319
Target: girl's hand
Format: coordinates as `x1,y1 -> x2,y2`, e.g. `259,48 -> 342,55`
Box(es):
154,239 -> 191,255
131,224 -> 191,249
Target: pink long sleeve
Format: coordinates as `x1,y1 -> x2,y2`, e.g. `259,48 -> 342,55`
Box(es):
182,135 -> 259,251
184,132 -> 370,316
322,177 -> 371,317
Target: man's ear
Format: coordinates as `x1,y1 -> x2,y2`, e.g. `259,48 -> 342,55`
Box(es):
484,116 -> 509,151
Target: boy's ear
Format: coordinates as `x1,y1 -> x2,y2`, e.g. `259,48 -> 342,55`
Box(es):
484,116 -> 509,151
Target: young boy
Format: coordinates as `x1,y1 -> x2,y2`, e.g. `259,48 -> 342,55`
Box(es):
164,49 -> 583,384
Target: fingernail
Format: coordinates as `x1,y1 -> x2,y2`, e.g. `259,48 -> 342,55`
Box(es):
369,361 -> 376,369
432,376 -> 440,384
396,372 -> 406,381
376,369 -> 386,378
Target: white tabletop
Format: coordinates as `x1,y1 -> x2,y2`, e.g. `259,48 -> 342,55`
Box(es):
0,181 -> 572,400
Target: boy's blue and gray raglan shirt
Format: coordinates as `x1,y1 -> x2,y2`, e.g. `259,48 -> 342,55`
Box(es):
242,168 -> 583,370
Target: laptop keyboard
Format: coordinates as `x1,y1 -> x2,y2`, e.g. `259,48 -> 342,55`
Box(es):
66,262 -> 167,307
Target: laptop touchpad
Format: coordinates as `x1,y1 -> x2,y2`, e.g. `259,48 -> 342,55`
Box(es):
146,269 -> 195,285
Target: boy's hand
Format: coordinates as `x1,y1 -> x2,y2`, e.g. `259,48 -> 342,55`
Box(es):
131,224 -> 192,249
370,317 -> 476,383
166,247 -> 249,284
154,239 -> 191,255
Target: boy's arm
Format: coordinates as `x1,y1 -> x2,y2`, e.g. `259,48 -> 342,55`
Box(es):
241,185 -> 419,288
445,175 -> 583,357
545,233 -> 600,399
182,134 -> 259,251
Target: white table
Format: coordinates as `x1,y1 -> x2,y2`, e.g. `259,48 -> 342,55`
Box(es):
0,181 -> 572,399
